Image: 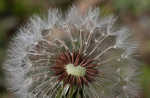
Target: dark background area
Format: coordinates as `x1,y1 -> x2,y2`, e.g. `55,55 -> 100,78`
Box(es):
0,0 -> 150,98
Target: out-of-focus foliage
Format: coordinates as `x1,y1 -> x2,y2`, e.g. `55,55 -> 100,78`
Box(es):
48,0 -> 72,4
142,66 -> 150,98
112,0 -> 150,15
0,0 -> 6,12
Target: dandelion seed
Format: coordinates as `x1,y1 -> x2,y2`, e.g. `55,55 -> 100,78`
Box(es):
4,7 -> 141,98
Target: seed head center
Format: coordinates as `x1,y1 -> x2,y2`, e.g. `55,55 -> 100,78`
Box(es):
65,64 -> 86,77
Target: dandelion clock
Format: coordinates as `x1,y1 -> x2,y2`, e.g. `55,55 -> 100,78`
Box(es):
4,7 -> 141,98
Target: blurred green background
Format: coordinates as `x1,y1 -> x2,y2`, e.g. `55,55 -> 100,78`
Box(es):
0,0 -> 150,98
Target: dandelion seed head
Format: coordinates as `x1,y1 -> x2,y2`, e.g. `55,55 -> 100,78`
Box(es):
4,6 -> 141,98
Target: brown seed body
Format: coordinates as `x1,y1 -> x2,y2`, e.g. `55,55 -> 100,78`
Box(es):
51,51 -> 98,87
